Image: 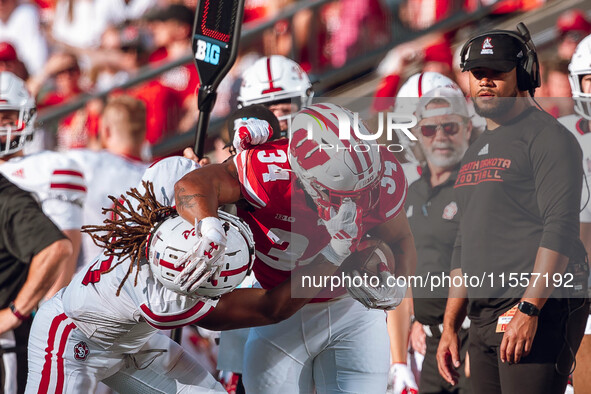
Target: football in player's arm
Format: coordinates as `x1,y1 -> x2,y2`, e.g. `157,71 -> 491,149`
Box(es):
174,118 -> 416,298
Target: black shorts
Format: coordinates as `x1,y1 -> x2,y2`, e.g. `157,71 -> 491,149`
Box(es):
468,298 -> 588,394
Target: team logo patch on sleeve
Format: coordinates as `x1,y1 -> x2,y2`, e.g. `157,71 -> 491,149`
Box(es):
73,341 -> 89,361
442,202 -> 458,220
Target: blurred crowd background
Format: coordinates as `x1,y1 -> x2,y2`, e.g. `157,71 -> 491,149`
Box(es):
6,0 -> 590,161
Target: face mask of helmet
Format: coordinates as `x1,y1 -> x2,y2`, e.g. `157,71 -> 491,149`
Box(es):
569,35 -> 591,120
0,72 -> 36,157
147,211 -> 255,297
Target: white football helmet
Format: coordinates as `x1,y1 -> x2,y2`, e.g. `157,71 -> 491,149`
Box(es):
569,34 -> 591,120
0,72 -> 36,157
289,103 -> 383,220
238,55 -> 313,119
394,72 -> 460,164
147,210 -> 255,298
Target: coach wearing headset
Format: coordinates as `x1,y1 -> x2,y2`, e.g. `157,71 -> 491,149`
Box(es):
436,24 -> 589,394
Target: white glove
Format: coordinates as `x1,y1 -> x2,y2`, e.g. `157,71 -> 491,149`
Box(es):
232,117 -> 273,153
346,264 -> 406,310
320,198 -> 363,266
173,217 -> 227,293
387,363 -> 418,394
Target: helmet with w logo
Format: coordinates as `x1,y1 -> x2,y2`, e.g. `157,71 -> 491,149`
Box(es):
288,103 -> 383,220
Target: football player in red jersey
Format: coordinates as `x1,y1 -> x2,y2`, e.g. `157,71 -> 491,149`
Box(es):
175,103 -> 416,393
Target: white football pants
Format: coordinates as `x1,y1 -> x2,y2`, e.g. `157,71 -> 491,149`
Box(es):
25,294 -> 225,393
242,297 -> 390,394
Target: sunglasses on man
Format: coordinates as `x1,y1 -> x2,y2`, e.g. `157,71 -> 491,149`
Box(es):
419,122 -> 461,138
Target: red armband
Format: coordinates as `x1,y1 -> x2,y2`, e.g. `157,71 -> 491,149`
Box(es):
9,302 -> 29,321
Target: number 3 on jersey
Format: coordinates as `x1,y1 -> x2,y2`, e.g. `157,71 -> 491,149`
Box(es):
260,150 -> 290,183
381,161 -> 398,194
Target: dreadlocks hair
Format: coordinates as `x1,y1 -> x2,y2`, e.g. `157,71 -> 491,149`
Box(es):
82,181 -> 176,296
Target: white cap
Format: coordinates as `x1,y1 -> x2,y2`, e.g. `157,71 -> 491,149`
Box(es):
415,87 -> 470,121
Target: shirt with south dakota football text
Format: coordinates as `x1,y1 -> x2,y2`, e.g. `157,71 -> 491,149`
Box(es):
452,107 -> 583,327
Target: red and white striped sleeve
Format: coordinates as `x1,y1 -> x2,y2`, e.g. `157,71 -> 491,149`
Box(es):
42,159 -> 87,230
49,164 -> 86,206
139,286 -> 219,330
140,300 -> 216,330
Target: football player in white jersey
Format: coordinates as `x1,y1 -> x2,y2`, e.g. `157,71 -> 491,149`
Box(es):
560,33 -> 591,394
66,95 -> 148,267
0,71 -> 85,298
26,157 -> 343,394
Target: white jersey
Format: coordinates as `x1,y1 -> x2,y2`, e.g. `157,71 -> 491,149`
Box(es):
60,155 -> 205,352
62,252 -> 218,353
559,115 -> 591,222
66,149 -> 148,265
138,156 -> 200,206
0,151 -> 86,230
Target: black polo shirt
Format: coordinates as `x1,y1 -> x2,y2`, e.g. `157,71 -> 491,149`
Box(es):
0,175 -> 66,309
406,166 -> 460,326
452,107 -> 583,327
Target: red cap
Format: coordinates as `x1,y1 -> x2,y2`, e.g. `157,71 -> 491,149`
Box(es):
424,40 -> 453,69
557,9 -> 591,35
0,42 -> 17,62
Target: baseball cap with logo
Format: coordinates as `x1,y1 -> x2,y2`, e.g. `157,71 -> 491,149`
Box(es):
462,35 -> 524,72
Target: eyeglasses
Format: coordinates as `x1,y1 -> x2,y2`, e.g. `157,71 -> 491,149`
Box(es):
419,122 -> 461,138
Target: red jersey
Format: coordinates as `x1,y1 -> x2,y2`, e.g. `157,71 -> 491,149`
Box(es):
128,80 -> 180,145
233,139 -> 407,298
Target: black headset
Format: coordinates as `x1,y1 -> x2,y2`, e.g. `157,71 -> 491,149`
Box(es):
459,23 -> 541,97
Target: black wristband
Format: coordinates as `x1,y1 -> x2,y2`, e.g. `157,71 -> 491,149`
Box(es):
518,301 -> 540,316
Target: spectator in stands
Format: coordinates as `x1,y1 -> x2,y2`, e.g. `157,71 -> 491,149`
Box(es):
94,0 -> 157,33
51,0 -> 156,49
398,0 -> 451,31
145,4 -> 199,133
0,0 -> 48,75
373,37 -> 456,112
422,40 -> 454,79
329,0 -> 390,68
67,95 -> 148,267
556,9 -> 591,62
0,42 -> 27,80
30,51 -> 102,150
51,0 -> 104,49
87,24 -> 150,92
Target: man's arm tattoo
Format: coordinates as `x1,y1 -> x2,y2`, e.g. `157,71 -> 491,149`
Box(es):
175,187 -> 206,210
